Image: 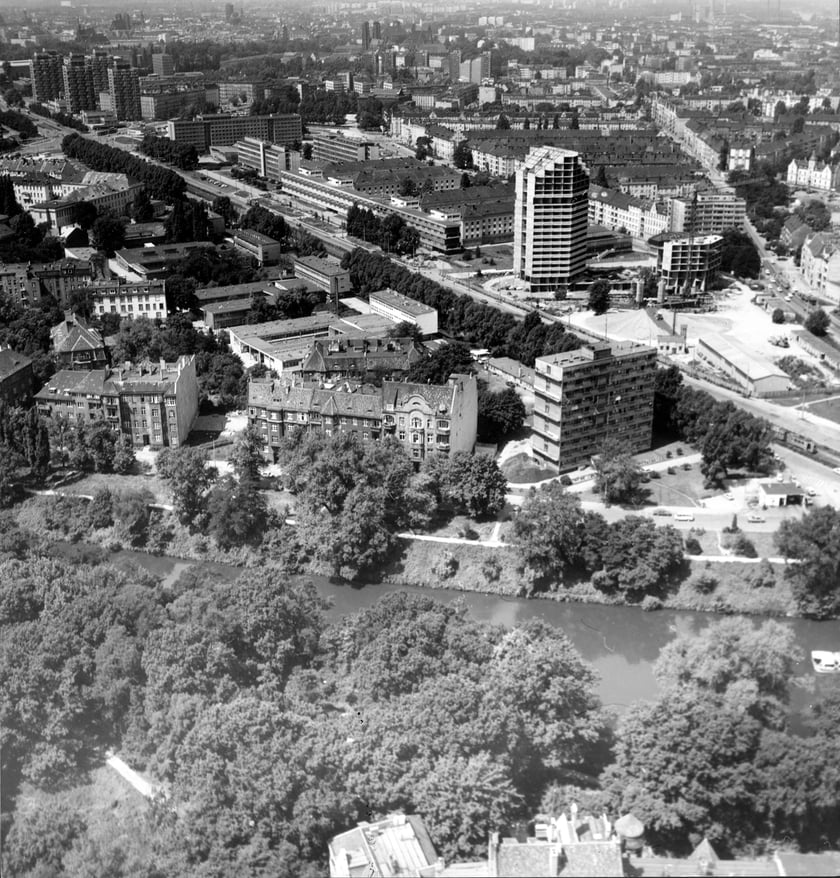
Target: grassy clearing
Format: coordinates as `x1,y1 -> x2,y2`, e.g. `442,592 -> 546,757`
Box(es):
15,763 -> 148,827
805,397 -> 840,425
58,471 -> 170,504
382,539 -> 522,596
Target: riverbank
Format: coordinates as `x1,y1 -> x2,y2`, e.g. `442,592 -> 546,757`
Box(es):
382,539 -> 798,617
17,494 -> 803,620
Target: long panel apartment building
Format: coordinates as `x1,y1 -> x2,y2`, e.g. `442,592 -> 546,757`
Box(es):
532,342 -> 657,472
167,114 -> 303,150
234,137 -> 300,178
35,355 -> 198,449
312,133 -> 381,164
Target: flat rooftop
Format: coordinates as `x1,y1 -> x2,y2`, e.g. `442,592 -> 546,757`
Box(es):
370,287 -> 436,317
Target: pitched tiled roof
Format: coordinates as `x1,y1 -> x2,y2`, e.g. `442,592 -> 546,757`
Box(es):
0,348 -> 32,379
51,314 -> 105,355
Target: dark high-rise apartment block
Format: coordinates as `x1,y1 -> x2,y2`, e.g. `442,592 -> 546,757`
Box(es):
225,3 -> 234,20
90,49 -> 111,98
108,60 -> 141,121
533,342 -> 657,472
361,21 -> 371,50
152,53 -> 174,77
373,20 -> 381,39
30,50 -> 63,103
62,54 -> 96,113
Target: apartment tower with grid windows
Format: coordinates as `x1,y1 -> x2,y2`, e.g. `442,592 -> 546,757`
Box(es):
513,146 -> 590,296
532,341 -> 657,472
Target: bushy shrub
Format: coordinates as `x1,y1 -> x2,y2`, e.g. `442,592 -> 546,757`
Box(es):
433,551 -> 459,580
641,595 -> 663,611
559,474 -> 572,486
731,533 -> 758,558
691,570 -> 718,595
684,536 -> 703,555
481,553 -> 502,582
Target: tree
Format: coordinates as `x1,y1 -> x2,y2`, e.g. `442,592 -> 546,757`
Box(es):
453,141 -> 473,170
230,423 -> 266,485
775,506 -> 840,617
131,188 -> 154,222
405,341 -> 473,385
206,474 -> 268,548
477,386 -> 526,442
602,688 -> 766,855
771,308 -> 786,324
512,483 -> 592,586
443,453 -> 507,518
653,617 -> 799,728
495,113 -> 510,130
90,213 -> 126,255
804,307 -> 830,336
587,280 -> 611,315
156,447 -> 217,525
398,176 -> 418,197
593,438 -> 645,505
593,165 -> 609,187
211,195 -> 236,226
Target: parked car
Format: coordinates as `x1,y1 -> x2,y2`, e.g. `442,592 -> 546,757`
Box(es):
652,509 -> 672,517
747,514 -> 766,523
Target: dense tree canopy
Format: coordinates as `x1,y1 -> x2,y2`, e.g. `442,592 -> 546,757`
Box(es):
775,506 -> 840,617
343,250 -> 581,367
62,134 -> 186,202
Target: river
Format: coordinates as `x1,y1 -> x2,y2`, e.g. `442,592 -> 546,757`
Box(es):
95,548 -> 840,731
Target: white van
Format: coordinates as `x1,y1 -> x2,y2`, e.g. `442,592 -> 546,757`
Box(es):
675,512 -> 695,522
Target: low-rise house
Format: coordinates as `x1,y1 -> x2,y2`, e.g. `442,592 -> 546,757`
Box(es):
232,228 -> 284,266
329,814 -> 440,878
696,334 -> 789,396
790,328 -> 840,370
787,154 -> 840,191
758,480 -> 804,507
0,347 -> 34,406
35,355 -> 197,448
299,336 -> 425,383
50,311 -> 108,370
368,288 -> 439,336
799,231 -> 840,305
293,255 -> 352,300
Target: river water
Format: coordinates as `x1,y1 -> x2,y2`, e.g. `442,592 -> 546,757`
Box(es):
96,549 -> 840,730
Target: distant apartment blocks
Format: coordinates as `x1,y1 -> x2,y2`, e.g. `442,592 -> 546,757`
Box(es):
532,342 -> 657,472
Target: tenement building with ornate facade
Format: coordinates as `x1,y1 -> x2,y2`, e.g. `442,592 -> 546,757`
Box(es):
248,374 -> 477,462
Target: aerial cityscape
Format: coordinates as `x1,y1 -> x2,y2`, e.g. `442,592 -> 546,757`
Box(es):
1,1 -> 840,876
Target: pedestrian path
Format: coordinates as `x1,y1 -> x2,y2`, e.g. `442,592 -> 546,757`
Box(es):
105,752 -> 161,800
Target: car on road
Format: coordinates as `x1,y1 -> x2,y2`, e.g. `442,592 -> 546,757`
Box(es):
834,467 -> 840,476
725,491 -> 735,500
808,488 -> 817,497
747,514 -> 766,523
652,509 -> 671,516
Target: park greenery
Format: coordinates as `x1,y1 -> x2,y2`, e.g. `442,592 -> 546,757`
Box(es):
342,249 -> 581,367
654,366 -> 774,487
62,133 -> 187,202
511,482 -> 685,597
1,514 -> 837,878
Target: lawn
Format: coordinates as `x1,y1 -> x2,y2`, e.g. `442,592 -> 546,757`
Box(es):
58,470 -> 170,505
804,396 -> 840,425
